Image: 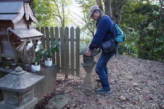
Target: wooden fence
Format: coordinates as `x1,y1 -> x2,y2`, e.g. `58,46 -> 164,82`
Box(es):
38,27 -> 80,77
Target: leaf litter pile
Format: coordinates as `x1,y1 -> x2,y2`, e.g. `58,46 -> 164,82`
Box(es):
36,55 -> 164,109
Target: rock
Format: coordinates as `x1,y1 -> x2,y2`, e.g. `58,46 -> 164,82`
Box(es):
133,82 -> 139,87
119,95 -> 127,101
150,103 -> 159,109
160,104 -> 164,109
126,75 -> 133,80
144,95 -> 153,101
135,87 -> 142,91
159,80 -> 164,85
46,94 -> 70,109
97,98 -> 107,105
159,100 -> 164,109
15,66 -> 23,72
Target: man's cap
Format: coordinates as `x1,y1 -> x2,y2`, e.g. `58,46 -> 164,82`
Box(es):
89,5 -> 100,18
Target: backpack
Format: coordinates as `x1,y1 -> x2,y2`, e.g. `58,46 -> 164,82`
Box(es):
101,24 -> 125,53
113,24 -> 126,43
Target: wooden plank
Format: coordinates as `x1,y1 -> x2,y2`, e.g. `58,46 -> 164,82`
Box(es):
60,27 -> 64,73
66,28 -> 70,75
55,27 -> 60,71
76,27 -> 80,76
70,27 -> 75,75
50,27 -> 55,61
63,27 -> 66,78
64,27 -> 69,79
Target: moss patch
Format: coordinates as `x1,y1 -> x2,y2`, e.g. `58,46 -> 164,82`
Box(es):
0,90 -> 2,101
0,72 -> 6,78
0,72 -> 6,101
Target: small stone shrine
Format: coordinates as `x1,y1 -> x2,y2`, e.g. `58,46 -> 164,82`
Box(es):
0,0 -> 42,66
82,55 -> 96,89
0,0 -> 44,109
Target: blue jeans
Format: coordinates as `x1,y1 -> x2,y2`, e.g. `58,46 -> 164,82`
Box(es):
96,52 -> 114,90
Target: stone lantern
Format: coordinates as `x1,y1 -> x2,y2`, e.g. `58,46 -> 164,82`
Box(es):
0,67 -> 44,109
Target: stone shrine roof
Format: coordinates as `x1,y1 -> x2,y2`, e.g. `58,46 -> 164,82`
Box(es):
0,1 -> 37,23
9,28 -> 43,39
0,67 -> 44,92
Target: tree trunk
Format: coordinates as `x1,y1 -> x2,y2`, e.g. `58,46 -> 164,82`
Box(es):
62,1 -> 65,28
98,0 -> 127,23
96,0 -> 104,11
159,0 -> 164,8
111,0 -> 127,23
103,0 -> 113,17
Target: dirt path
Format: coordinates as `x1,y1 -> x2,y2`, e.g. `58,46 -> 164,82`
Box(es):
46,55 -> 164,109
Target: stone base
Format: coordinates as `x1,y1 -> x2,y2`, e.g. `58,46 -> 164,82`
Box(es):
0,97 -> 38,109
46,94 -> 70,109
35,65 -> 57,100
82,72 -> 96,90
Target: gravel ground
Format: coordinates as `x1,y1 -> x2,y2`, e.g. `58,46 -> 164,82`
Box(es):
46,55 -> 164,109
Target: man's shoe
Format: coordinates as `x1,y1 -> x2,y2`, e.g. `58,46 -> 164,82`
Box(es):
95,88 -> 112,94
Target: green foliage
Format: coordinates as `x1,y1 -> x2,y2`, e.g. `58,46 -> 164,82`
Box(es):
121,0 -> 164,61
33,0 -> 72,27
34,49 -> 45,64
0,72 -> 6,78
76,0 -> 96,37
34,40 -> 59,64
44,40 -> 59,58
138,4 -> 163,61
33,0 -> 57,26
119,25 -> 140,57
33,0 -> 163,62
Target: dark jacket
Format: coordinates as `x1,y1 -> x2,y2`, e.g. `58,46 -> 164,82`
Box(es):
89,15 -> 115,50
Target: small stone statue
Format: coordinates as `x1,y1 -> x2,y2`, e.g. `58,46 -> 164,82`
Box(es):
82,54 -> 96,90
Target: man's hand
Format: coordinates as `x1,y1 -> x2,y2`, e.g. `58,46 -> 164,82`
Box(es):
84,49 -> 92,56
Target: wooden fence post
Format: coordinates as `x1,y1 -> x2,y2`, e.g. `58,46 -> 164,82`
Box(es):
50,27 -> 55,61
64,27 -> 70,79
76,27 -> 80,76
54,27 -> 60,69
60,27 -> 65,73
70,27 -> 75,75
